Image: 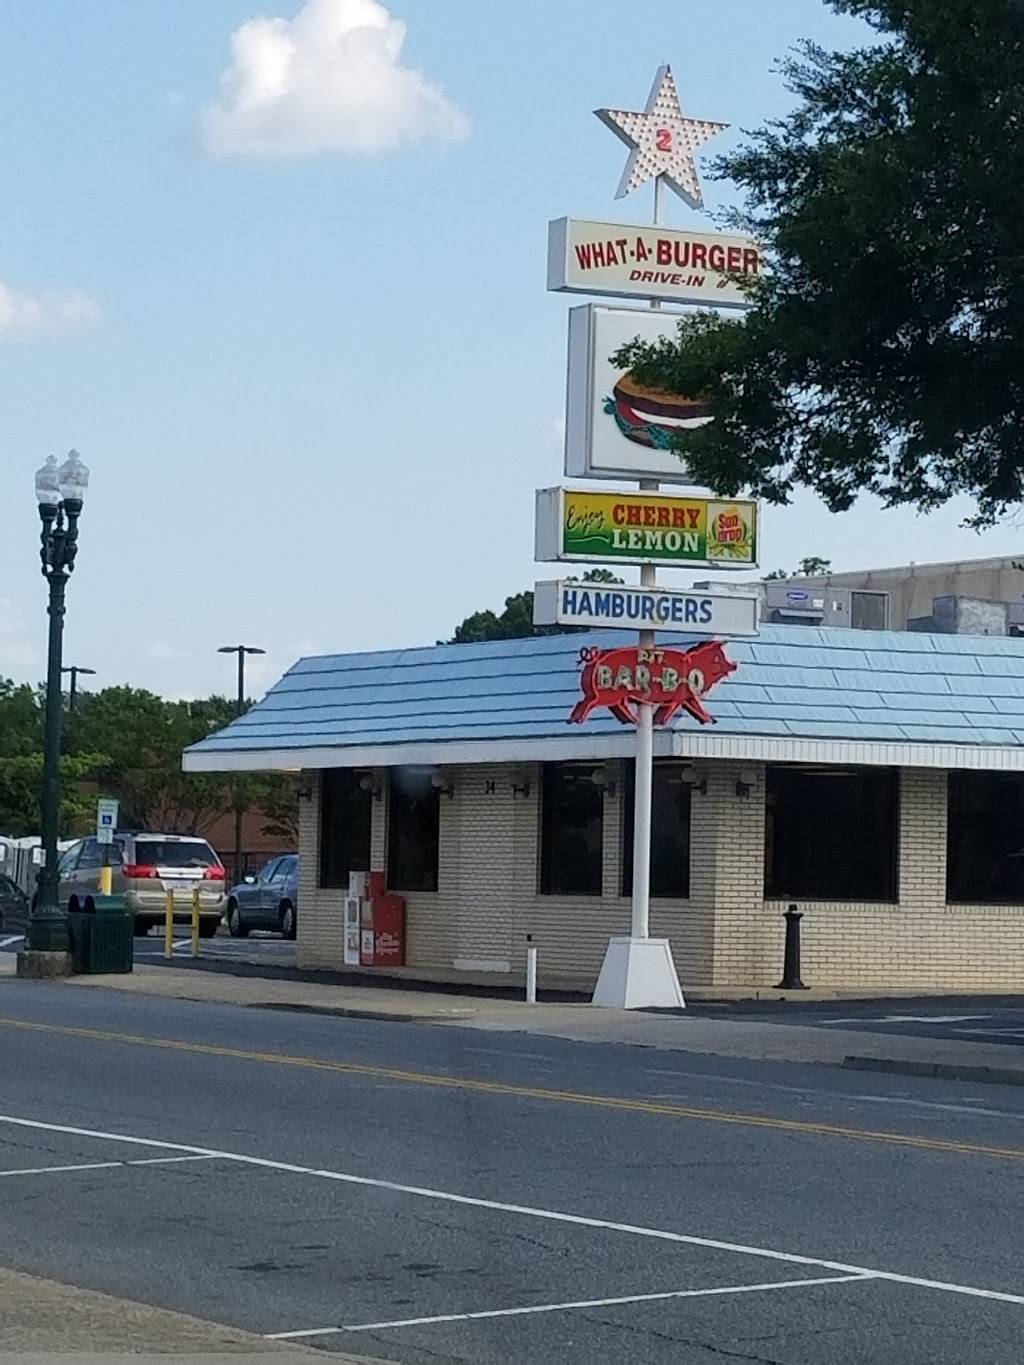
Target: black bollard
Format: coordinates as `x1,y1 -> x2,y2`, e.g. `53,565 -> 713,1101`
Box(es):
776,904 -> 808,990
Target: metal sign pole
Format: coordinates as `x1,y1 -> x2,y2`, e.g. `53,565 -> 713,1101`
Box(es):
629,172 -> 666,942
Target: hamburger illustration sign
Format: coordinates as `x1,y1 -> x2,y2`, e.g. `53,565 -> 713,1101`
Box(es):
565,304 -> 713,484
535,487 -> 758,569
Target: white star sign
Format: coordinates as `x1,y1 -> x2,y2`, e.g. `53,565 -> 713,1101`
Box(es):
595,65 -> 729,210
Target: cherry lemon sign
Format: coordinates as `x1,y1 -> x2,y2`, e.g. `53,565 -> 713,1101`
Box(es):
535,487 -> 758,569
569,641 -> 737,726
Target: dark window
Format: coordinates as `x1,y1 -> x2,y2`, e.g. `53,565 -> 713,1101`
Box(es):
319,770 -> 373,888
850,591 -> 888,630
621,762 -> 691,898
387,769 -> 440,892
76,839 -> 102,870
57,843 -> 83,874
540,764 -> 603,896
947,772 -> 1024,903
131,840 -> 219,868
765,765 -> 898,901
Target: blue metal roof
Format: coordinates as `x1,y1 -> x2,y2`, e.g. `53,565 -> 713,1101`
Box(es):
183,625 -> 1024,762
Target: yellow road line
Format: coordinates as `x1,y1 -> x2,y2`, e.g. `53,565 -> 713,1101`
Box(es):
1,1014 -> 1022,1162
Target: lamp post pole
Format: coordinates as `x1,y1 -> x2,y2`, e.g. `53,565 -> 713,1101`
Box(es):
217,644 -> 265,883
62,665 -> 96,713
20,452 -> 90,970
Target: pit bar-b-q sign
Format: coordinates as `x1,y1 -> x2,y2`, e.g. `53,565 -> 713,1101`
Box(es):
569,641 -> 737,727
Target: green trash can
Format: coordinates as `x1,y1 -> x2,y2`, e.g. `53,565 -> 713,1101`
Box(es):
69,897 -> 134,974
68,910 -> 94,974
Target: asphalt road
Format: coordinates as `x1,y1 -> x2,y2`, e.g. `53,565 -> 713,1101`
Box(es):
3,981 -> 1024,1361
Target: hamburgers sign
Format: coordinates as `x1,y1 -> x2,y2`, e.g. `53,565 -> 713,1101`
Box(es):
565,304 -> 714,484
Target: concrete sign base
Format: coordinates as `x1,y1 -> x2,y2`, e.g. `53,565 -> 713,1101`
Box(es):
591,935 -> 685,1010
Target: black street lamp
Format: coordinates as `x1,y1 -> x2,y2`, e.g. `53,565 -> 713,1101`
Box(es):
25,451 -> 90,959
62,664 -> 96,712
217,644 -> 265,884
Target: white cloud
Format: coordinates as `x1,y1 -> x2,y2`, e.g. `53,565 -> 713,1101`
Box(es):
0,280 -> 99,339
201,0 -> 469,158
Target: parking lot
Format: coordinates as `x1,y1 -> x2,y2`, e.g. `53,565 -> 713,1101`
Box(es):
713,997 -> 1024,1048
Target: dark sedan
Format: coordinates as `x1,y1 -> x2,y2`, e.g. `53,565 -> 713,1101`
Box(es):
225,854 -> 297,939
0,875 -> 29,935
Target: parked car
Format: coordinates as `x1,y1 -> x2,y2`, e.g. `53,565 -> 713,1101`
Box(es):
225,854 -> 297,940
57,833 -> 226,937
0,874 -> 29,935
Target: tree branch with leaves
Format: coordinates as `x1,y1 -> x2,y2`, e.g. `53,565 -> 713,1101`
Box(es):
614,0 -> 1024,528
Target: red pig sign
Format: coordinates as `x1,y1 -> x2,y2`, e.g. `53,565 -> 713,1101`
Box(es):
569,641 -> 736,726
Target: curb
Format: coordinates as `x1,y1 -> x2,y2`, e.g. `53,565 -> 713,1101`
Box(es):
250,1001 -> 478,1024
844,1054 -> 1024,1088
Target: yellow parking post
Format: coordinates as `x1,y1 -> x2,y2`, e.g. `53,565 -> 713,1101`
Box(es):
98,863 -> 112,896
164,890 -> 174,959
191,887 -> 200,958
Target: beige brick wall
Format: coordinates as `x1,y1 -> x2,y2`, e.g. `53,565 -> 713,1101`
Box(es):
761,766 -> 1024,991
296,758 -> 1024,992
296,759 -> 713,989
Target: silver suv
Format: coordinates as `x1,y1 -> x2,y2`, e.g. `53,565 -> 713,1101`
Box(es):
57,832 -> 226,937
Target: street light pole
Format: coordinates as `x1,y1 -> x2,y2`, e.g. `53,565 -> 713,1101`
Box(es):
62,665 -> 96,713
217,644 -> 265,884
21,451 -> 90,966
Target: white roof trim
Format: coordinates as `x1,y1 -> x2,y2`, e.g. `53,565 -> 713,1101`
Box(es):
671,732 -> 1024,771
183,729 -> 1024,773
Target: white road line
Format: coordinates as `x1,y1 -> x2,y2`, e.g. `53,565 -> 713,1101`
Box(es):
126,1154 -> 219,1167
0,936 -> 23,949
2,1111 -> 1024,1309
269,1274 -> 874,1339
0,1161 -> 124,1177
0,1153 -> 216,1178
820,1015 -> 991,1026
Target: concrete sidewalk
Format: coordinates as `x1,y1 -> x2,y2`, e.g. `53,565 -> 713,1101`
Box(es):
0,1265 -> 386,1360
7,957 -> 1019,1087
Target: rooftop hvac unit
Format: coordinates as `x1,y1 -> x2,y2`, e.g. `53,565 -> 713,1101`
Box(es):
763,584 -> 829,624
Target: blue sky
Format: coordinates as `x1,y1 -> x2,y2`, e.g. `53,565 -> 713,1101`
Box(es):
1,0 -> 1019,700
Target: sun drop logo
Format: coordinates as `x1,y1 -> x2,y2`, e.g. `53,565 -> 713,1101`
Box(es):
708,503 -> 753,561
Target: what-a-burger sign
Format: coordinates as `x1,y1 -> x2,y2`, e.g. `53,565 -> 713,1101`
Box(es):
549,218 -> 762,310
570,641 -> 736,727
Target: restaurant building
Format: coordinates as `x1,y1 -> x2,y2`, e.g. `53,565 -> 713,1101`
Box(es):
183,625 -> 1024,993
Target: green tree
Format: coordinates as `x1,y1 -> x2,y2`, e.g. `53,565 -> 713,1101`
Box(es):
0,754 -> 105,837
64,688 -> 242,834
448,570 -> 625,643
613,0 -> 1024,527
797,557 -> 831,577
0,678 -> 294,845
0,680 -> 42,758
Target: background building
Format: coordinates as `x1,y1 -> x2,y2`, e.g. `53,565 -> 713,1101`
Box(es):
700,553 -> 1024,636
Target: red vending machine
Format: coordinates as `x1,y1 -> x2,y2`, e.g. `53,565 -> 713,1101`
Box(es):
359,872 -> 406,967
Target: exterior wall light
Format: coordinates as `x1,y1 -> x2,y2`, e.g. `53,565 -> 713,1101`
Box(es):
590,768 -> 617,798
678,764 -> 708,796
734,768 -> 758,798
359,773 -> 383,801
430,772 -> 455,800
512,780 -> 532,799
